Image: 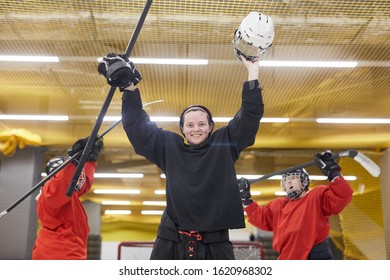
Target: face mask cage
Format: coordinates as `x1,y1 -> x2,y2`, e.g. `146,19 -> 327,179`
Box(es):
232,30 -> 272,62
281,172 -> 310,199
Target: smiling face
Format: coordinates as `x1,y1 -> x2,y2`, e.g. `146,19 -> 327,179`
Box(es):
181,110 -> 213,145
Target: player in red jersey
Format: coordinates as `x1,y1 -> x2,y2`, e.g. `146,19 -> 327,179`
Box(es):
32,138 -> 103,260
239,150 -> 353,259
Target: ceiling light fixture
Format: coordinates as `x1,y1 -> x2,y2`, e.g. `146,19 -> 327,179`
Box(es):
154,190 -> 166,195
0,115 -> 68,121
274,191 -> 287,196
133,58 -> 208,65
141,210 -> 164,215
260,61 -> 357,68
104,210 -> 131,215
0,55 -> 59,62
104,116 -> 289,123
42,172 -> 144,178
238,175 -> 356,181
97,57 -> 208,65
213,117 -> 290,123
93,173 -> 144,178
101,201 -> 131,205
143,201 -> 166,206
94,189 -> 141,195
317,118 -> 390,124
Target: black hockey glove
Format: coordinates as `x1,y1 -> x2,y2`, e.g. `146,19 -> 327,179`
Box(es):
89,138 -> 103,161
97,53 -> 142,91
67,137 -> 87,165
238,177 -> 253,206
67,137 -> 104,164
314,150 -> 341,181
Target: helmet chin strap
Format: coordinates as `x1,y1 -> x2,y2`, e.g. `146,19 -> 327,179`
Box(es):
286,188 -> 305,200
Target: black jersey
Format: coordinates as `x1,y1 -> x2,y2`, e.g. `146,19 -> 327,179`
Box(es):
122,80 -> 264,232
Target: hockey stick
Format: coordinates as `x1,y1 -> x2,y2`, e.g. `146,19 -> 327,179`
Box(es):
66,0 -> 153,197
0,119 -> 122,219
246,149 -> 381,184
0,99 -> 163,219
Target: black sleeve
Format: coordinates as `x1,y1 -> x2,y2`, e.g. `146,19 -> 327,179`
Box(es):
121,89 -> 166,169
227,80 -> 264,151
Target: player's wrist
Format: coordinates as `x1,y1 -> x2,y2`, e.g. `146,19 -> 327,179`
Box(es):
243,198 -> 253,207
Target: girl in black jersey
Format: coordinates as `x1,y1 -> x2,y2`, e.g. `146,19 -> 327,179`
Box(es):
120,56 -> 264,259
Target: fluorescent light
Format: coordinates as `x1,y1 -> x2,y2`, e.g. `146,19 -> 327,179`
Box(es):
103,116 -> 181,122
275,191 -> 286,196
237,175 -> 281,180
93,189 -> 140,194
341,176 -> 356,181
214,117 -> 289,123
132,58 -> 208,65
104,116 -> 289,123
101,201 -> 131,205
143,201 -> 166,206
94,173 -> 144,178
238,175 -> 356,181
141,210 -> 164,215
260,61 -> 357,68
41,173 -> 143,179
97,57 -> 208,65
150,116 -> 180,122
310,175 -> 356,181
251,191 -> 261,196
261,118 -> 290,123
0,115 -> 68,121
154,190 -> 166,195
103,116 -> 121,122
213,117 -> 233,122
104,210 -> 131,215
317,118 -> 390,124
0,55 -> 59,62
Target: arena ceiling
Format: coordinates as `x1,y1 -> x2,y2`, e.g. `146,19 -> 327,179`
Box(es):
0,0 -> 389,228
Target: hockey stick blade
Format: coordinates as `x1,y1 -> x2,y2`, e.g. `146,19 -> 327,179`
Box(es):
342,149 -> 381,177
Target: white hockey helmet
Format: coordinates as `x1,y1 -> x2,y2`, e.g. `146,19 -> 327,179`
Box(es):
233,11 -> 275,61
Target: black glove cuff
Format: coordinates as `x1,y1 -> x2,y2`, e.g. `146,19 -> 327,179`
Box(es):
328,169 -> 341,181
66,156 -> 79,167
244,80 -> 260,91
243,199 -> 254,207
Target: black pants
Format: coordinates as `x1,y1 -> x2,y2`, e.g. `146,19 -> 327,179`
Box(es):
149,211 -> 235,260
308,238 -> 334,260
150,237 -> 235,260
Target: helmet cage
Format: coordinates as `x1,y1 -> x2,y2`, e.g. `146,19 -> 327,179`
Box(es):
232,12 -> 274,61
46,156 -> 65,176
233,31 -> 271,61
281,169 -> 310,199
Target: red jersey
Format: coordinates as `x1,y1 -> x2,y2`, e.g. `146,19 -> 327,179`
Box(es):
245,176 -> 353,260
32,161 -> 96,260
